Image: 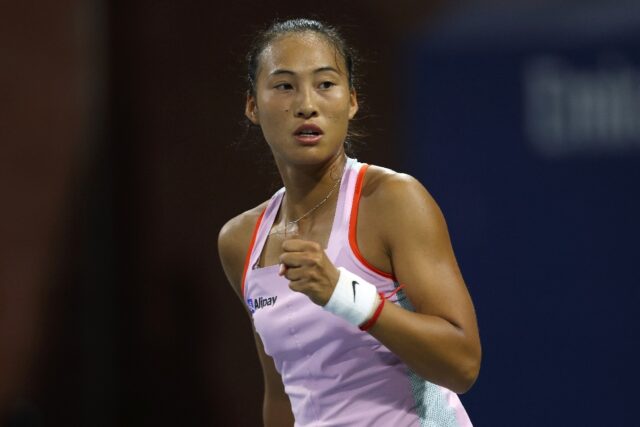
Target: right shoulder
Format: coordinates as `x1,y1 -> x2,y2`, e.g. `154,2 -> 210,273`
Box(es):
218,201 -> 270,298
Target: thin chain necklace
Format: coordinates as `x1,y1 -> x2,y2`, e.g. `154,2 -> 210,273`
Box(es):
271,162 -> 345,236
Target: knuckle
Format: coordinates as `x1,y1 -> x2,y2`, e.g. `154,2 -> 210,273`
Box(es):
304,251 -> 318,264
286,269 -> 297,280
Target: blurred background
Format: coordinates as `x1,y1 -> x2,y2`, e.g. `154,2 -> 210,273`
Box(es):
1,0 -> 639,426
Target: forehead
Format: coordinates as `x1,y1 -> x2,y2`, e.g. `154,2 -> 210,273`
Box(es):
258,32 -> 345,76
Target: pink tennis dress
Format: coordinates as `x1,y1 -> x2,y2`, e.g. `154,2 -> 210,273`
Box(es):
242,158 -> 472,427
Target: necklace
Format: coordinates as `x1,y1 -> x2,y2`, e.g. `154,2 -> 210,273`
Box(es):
271,163 -> 345,236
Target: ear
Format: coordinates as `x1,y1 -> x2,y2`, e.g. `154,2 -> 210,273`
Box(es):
245,92 -> 260,125
348,88 -> 359,119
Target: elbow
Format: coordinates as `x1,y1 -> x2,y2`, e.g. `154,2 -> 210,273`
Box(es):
414,347 -> 481,394
451,360 -> 480,394
450,348 -> 481,394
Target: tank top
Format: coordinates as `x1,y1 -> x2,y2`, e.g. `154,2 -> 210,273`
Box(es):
242,158 -> 472,427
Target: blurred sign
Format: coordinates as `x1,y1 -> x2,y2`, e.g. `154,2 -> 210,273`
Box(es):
403,3 -> 640,426
524,54 -> 640,156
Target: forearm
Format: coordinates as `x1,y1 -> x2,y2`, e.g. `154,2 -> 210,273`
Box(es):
367,301 -> 481,394
263,392 -> 294,427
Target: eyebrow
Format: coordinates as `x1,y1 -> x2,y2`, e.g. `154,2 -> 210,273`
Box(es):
269,66 -> 342,76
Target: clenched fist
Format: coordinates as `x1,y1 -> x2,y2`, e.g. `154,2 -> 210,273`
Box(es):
278,238 -> 340,306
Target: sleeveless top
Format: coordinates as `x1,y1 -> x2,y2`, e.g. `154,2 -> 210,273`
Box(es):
242,158 -> 472,427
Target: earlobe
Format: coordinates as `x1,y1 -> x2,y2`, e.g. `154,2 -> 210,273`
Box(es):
348,90 -> 359,119
248,107 -> 260,125
245,94 -> 260,125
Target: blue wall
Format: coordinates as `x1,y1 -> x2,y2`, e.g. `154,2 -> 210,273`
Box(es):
403,3 -> 640,425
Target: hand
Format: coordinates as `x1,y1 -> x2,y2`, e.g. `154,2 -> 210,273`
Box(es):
278,238 -> 340,306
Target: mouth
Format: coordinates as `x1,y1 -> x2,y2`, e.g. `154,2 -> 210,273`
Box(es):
294,124 -> 324,145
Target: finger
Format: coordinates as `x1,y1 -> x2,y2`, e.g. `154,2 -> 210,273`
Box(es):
283,265 -> 305,282
281,249 -> 327,269
288,280 -> 307,293
282,239 -> 321,253
280,252 -> 307,268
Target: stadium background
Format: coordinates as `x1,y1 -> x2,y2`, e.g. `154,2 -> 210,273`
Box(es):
2,1 -> 638,425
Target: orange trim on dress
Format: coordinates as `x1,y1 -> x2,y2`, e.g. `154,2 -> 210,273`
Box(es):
348,164 -> 396,280
241,208 -> 266,298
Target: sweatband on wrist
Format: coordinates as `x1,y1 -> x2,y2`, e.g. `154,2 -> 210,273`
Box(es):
324,267 -> 379,327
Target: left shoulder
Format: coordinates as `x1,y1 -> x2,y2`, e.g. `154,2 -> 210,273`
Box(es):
359,164 -> 448,249
361,164 -> 437,212
353,164 -> 453,273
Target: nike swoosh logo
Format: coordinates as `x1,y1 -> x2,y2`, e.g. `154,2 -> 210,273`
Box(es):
352,280 -> 358,302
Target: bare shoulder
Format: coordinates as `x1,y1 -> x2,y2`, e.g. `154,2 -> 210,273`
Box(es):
360,165 -> 446,247
218,201 -> 269,297
361,164 -> 436,210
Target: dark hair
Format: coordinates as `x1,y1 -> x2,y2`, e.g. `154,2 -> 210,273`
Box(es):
246,18 -> 358,96
239,19 -> 364,180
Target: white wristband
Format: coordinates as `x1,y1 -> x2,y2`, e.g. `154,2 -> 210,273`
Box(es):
324,267 -> 379,326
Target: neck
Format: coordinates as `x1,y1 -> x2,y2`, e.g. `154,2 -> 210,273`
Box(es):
275,151 -> 347,222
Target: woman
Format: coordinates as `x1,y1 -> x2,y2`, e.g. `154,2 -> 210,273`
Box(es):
218,18 -> 481,426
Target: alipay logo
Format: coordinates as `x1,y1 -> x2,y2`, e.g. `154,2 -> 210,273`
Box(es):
246,295 -> 278,315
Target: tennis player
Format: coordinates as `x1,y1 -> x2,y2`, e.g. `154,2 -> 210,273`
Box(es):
218,18 -> 481,426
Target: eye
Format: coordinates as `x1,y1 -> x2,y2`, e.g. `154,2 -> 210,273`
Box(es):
319,81 -> 336,89
274,82 -> 293,90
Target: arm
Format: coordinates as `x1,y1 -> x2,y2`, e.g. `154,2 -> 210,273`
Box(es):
363,172 -> 481,393
279,171 -> 481,394
218,209 -> 295,426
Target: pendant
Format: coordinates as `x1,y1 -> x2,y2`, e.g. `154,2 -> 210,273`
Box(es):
284,221 -> 299,237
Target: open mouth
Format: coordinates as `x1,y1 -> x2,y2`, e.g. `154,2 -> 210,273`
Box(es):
294,124 -> 324,144
296,129 -> 322,137
294,123 -> 323,136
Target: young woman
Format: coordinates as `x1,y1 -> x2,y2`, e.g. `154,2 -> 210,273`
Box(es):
218,19 -> 481,426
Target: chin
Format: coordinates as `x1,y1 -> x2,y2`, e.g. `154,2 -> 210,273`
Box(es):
286,146 -> 344,166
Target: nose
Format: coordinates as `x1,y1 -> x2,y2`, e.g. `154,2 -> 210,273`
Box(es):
294,87 -> 318,119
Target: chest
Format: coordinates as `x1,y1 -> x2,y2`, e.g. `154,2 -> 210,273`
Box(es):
257,195 -> 392,275
257,205 -> 335,268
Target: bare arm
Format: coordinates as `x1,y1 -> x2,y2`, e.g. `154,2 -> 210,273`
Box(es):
218,209 -> 294,426
364,172 -> 481,393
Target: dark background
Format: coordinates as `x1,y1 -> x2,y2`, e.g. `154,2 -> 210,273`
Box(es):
2,1 -> 639,426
